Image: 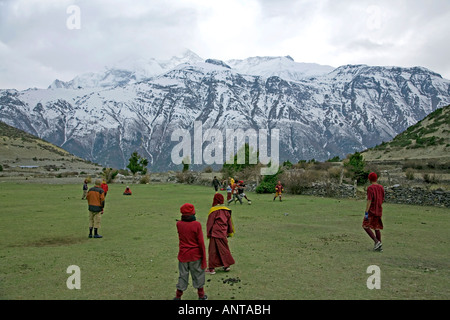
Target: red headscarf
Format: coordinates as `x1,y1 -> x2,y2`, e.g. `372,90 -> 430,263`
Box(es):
180,203 -> 196,215
368,172 -> 378,182
212,193 -> 224,206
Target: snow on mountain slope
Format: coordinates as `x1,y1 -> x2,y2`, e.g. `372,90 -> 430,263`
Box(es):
1,51 -> 450,171
48,49 -> 204,90
227,55 -> 335,81
49,51 -> 333,90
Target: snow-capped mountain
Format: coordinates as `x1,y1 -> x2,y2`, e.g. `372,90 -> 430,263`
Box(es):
1,51 -> 450,171
227,55 -> 334,81
48,50 -> 332,90
48,49 -> 204,90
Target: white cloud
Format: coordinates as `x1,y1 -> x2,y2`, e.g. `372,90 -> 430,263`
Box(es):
1,0 -> 449,90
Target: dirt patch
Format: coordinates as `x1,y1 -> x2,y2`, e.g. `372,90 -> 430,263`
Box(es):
11,235 -> 88,247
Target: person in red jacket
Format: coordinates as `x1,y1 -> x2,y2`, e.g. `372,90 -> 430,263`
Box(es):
174,203 -> 207,300
206,193 -> 235,274
362,172 -> 385,251
123,186 -> 132,195
100,180 -> 108,197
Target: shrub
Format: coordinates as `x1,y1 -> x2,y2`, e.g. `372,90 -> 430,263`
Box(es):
327,166 -> 343,182
405,168 -> 415,180
255,172 -> 280,194
422,173 -> 441,184
140,174 -> 150,184
102,168 -> 119,183
176,171 -> 196,184
278,169 -> 324,195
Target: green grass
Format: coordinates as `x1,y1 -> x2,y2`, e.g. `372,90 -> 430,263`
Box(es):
0,183 -> 449,300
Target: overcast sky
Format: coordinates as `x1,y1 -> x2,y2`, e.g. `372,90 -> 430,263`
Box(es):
1,0 -> 450,90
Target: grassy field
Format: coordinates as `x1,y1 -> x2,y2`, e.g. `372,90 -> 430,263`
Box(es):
0,182 -> 448,300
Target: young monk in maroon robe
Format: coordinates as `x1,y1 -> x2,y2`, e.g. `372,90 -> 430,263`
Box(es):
362,172 -> 385,252
206,193 -> 235,274
174,203 -> 207,300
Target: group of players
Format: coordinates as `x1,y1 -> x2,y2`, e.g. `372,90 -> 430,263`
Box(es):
213,176 -> 284,205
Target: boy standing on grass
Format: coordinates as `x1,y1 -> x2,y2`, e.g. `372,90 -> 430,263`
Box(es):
362,172 -> 384,251
174,203 -> 208,300
207,193 -> 235,274
226,183 -> 232,202
81,179 -> 88,200
86,179 -> 105,238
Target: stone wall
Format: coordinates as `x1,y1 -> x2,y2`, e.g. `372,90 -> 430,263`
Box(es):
384,185 -> 450,208
114,171 -> 450,208
299,182 -> 450,208
297,182 -> 357,198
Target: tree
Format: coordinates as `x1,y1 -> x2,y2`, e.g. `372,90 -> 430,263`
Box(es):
102,167 -> 118,183
127,151 -> 149,175
221,143 -> 258,177
255,168 -> 282,194
344,152 -> 369,185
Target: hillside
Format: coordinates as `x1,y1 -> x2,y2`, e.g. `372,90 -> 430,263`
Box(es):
362,105 -> 450,162
0,121 -> 103,182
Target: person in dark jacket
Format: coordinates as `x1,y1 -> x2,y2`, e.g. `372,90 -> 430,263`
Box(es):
212,176 -> 220,192
81,179 -> 88,200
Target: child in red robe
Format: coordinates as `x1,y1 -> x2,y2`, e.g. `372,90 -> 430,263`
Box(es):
274,181 -> 284,201
174,203 -> 207,300
206,193 -> 235,274
362,172 -> 385,251
123,186 -> 132,195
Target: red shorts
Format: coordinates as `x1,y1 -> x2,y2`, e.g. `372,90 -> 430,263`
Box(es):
362,215 -> 383,230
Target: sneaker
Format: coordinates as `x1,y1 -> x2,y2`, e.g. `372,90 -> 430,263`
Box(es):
223,266 -> 231,272
88,234 -> 92,238
374,241 -> 382,251
198,295 -> 208,300
173,297 -> 181,300
94,234 -> 103,238
206,268 -> 216,275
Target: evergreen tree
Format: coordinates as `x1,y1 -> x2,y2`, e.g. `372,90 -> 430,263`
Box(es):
127,151 -> 149,175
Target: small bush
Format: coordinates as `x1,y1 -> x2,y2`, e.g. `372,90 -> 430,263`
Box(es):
255,172 -> 280,194
422,173 -> 441,184
278,170 -> 324,195
140,174 -> 150,184
203,166 -> 213,173
405,168 -> 415,180
176,171 -> 196,184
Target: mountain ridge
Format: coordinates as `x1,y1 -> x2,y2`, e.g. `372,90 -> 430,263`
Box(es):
1,51 -> 450,171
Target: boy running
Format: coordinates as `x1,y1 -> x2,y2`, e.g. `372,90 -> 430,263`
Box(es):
274,181 -> 284,202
